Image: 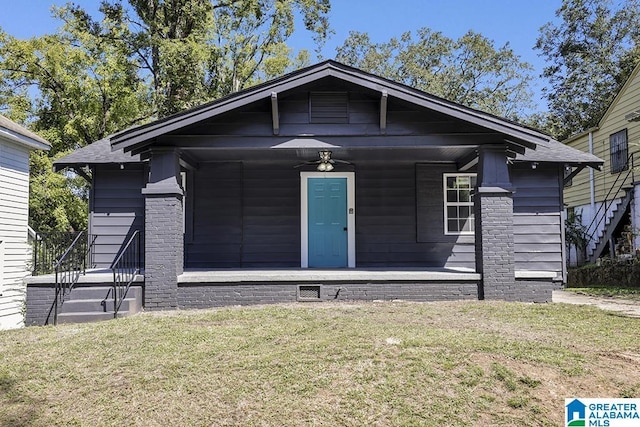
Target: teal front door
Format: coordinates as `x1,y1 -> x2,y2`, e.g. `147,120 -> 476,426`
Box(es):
308,178 -> 348,267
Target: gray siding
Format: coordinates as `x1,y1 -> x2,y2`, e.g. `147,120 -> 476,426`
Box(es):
90,165 -> 145,268
415,164 -> 476,269
180,84 -> 488,138
88,160 -> 564,275
186,163 -> 242,267
512,164 -> 563,274
185,162 -> 300,268
242,164 -> 300,267
185,161 -> 473,269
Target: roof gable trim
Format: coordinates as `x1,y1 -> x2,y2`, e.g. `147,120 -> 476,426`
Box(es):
0,128 -> 51,151
599,61 -> 640,126
111,61 -> 550,152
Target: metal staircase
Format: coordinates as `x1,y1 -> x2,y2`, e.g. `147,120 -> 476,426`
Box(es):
33,230 -> 144,325
583,152 -> 638,263
587,188 -> 633,263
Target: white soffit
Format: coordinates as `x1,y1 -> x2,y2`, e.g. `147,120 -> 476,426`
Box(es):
271,138 -> 341,149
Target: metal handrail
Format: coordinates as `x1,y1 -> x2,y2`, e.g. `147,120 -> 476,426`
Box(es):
32,231 -> 82,276
48,232 -> 98,325
110,230 -> 142,318
584,152 -> 636,246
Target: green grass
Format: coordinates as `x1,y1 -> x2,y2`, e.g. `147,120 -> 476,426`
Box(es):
567,286 -> 640,300
1,301 -> 639,426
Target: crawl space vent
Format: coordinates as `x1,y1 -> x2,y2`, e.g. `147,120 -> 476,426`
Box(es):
298,285 -> 321,300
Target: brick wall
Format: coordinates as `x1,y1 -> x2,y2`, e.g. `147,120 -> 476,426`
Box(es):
513,280 -> 558,303
476,190 -> 516,300
178,281 -> 479,308
144,194 -> 183,310
26,278 -> 554,325
25,285 -> 55,326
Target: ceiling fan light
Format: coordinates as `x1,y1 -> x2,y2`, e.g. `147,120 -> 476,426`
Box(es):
325,162 -> 334,171
317,162 -> 327,171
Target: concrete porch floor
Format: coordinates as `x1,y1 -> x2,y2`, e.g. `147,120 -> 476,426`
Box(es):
25,267 -> 560,285
179,267 -> 481,283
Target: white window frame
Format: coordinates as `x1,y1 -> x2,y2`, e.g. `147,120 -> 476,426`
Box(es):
443,173 -> 477,235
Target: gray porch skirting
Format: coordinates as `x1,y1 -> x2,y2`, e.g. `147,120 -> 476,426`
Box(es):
177,268 -> 482,308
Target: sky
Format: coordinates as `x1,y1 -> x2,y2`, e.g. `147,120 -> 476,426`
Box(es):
0,0 -> 561,111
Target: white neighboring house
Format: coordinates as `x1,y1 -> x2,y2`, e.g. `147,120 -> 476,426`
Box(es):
0,115 -> 50,330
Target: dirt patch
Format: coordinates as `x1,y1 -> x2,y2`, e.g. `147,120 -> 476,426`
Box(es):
553,290 -> 640,318
469,351 -> 640,425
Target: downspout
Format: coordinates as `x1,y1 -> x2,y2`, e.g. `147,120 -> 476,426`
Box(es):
589,131 -> 595,214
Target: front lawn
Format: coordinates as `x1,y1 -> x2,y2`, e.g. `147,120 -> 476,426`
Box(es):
1,301 -> 638,426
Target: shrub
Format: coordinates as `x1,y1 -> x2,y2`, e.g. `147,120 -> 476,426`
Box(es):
568,258 -> 640,288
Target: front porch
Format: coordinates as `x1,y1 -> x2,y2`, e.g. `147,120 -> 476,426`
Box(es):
26,266 -> 481,325
26,266 -> 561,325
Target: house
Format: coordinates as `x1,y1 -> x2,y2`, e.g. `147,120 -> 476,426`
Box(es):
26,61 -> 602,324
566,399 -> 586,424
0,115 -> 50,329
563,62 -> 640,264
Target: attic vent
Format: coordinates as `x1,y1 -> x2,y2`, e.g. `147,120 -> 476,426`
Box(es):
625,110 -> 640,122
298,285 -> 321,300
310,92 -> 348,123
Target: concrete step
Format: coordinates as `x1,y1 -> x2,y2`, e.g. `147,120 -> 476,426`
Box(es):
65,286 -> 112,300
57,311 -> 116,324
67,285 -> 142,301
60,297 -> 140,314
56,285 -> 143,324
56,310 -> 135,323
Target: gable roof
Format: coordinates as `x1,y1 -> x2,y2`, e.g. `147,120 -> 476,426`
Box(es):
52,60 -> 601,169
564,61 -> 640,144
0,115 -> 51,151
54,138 -> 140,171
599,61 -> 640,126
517,137 -> 601,168
111,60 -> 555,153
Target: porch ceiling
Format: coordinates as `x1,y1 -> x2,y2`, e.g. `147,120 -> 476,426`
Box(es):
176,145 -> 477,165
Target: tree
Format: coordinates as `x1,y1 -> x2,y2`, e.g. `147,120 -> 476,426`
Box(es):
335,28 -> 535,120
0,10 -> 148,152
535,0 -> 640,140
99,0 -> 330,116
29,151 -> 89,233
0,0 -> 332,232
0,8 -> 148,232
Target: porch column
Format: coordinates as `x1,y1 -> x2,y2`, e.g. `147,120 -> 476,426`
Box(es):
142,147 -> 183,310
475,145 -> 515,300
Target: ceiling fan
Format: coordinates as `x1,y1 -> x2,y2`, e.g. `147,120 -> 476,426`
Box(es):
294,150 -> 352,171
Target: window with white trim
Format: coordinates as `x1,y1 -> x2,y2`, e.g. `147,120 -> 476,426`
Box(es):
610,129 -> 628,174
443,174 -> 476,234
